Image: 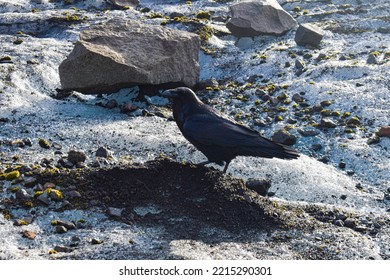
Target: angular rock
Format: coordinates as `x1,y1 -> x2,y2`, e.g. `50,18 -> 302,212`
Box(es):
226,0 -> 297,37
108,0 -> 139,9
320,118 -> 337,128
59,19 -> 200,94
378,126 -> 390,137
295,23 -> 324,47
246,178 -> 271,196
272,130 -> 297,146
56,220 -> 77,230
67,150 -> 87,164
54,245 -> 74,253
56,225 -> 68,234
22,230 -> 37,240
367,54 -> 378,65
107,207 -> 124,218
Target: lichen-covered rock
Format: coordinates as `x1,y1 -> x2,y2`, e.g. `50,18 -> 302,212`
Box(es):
295,23 -> 324,47
59,19 -> 200,93
226,0 -> 297,37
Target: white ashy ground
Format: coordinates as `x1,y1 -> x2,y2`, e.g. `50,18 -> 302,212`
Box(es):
0,0 -> 389,259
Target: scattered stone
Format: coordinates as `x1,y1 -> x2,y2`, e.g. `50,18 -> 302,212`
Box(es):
55,220 -> 77,230
344,218 -> 357,228
59,158 -> 74,168
13,219 -> 29,226
43,182 -> 56,190
340,194 -> 347,200
23,177 -> 37,188
367,54 -> 378,65
196,78 -> 219,90
105,99 -> 118,109
245,178 -> 271,196
346,117 -> 361,126
226,0 -> 297,37
75,162 -> 87,169
0,56 -> 12,63
272,130 -> 297,146
120,103 -> 138,114
59,19 -> 200,93
4,170 -> 20,181
95,147 -> 112,158
66,190 -> 82,198
377,126 -> 390,137
298,127 -> 320,137
355,183 -> 363,190
52,142 -> 62,150
38,138 -> 51,149
295,23 -> 324,47
320,118 -> 337,128
311,143 -> 322,151
338,162 -> 346,169
334,220 -> 344,227
354,226 -> 367,233
15,188 -> 32,201
22,230 -> 37,240
107,207 -> 124,218
292,93 -> 304,103
49,189 -> 64,201
37,192 -> 51,205
346,170 -> 355,176
67,150 -> 87,164
367,135 -> 380,145
56,225 -> 68,234
169,12 -> 185,19
91,238 -> 103,245
71,236 -> 81,242
54,245 -> 74,253
295,59 -> 305,70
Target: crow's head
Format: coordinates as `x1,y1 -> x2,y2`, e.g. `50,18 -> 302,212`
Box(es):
161,87 -> 201,104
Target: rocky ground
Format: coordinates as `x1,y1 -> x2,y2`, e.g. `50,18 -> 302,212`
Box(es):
0,0 -> 389,259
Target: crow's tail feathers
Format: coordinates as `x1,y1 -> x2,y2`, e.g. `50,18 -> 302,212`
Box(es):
238,143 -> 300,160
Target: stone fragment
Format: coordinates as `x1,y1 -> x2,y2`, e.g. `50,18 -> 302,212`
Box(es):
246,178 -> 271,196
226,0 -> 297,37
295,23 -> 324,47
272,130 -> 297,146
378,126 -> 390,137
67,150 -> 87,164
22,230 -> 37,240
59,19 -> 200,93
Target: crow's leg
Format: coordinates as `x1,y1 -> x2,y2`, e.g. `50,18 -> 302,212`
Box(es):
222,160 -> 231,173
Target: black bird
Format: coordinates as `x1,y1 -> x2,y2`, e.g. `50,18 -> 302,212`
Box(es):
162,87 -> 299,173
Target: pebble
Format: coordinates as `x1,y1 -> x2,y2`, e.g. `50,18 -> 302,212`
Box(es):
15,188 -> 32,201
23,177 -> 37,188
107,207 -> 124,218
311,143 -> 322,151
334,220 -> 344,227
245,178 -> 271,196
66,190 -> 82,198
298,127 -> 320,137
22,230 -> 37,240
54,245 -> 74,253
320,118 -> 337,128
292,93 -> 304,103
95,147 -> 112,158
354,226 -> 367,233
196,78 -> 219,90
295,59 -> 305,70
377,126 -> 390,137
67,150 -> 87,164
55,225 -> 68,234
52,142 -> 62,150
338,162 -> 346,169
344,218 -> 357,228
38,138 -> 51,149
56,220 -> 77,230
367,54 -> 378,64
340,194 -> 347,200
271,130 -> 297,146
22,138 -> 32,146
91,238 -> 103,245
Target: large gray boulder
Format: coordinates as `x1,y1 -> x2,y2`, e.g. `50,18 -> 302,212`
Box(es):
226,0 -> 297,37
59,19 -> 200,94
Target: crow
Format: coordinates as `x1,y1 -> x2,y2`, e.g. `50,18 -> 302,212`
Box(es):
162,87 -> 299,173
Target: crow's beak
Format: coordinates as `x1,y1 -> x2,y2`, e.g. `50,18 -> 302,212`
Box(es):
161,89 -> 179,98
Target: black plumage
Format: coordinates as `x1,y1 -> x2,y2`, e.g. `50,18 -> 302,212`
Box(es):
162,87 -> 299,173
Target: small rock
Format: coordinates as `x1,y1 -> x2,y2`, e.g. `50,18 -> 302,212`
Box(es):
15,188 -> 32,201
338,162 -> 346,169
295,23 -> 324,47
56,220 -> 76,230
377,126 -> 390,137
346,170 -> 355,176
22,230 -> 37,240
71,236 -> 81,242
49,189 -> 64,201
105,99 -> 118,109
13,219 -> 29,226
38,138 -> 51,149
298,127 -> 320,137
246,178 -> 271,196
43,182 -> 56,190
292,93 -> 304,103
355,226 -> 367,233
59,158 -> 74,168
66,190 -> 82,198
320,118 -> 337,128
23,177 -> 37,188
311,143 -> 322,151
75,162 -> 86,168
95,147 -> 112,158
344,218 -> 357,228
52,142 -> 62,150
55,225 -> 68,234
295,59 -> 305,70
107,207 -> 124,218
334,220 -> 344,227
22,138 -> 32,146
367,54 -> 378,65
91,238 -> 103,245
120,103 -> 138,114
355,183 -> 364,190
54,245 -> 74,253
272,130 -> 297,146
340,194 -> 347,200
196,78 -> 219,90
367,135 -> 380,145
169,11 -> 185,18
67,150 -> 87,164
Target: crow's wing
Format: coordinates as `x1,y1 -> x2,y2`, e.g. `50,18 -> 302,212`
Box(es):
182,113 -> 277,149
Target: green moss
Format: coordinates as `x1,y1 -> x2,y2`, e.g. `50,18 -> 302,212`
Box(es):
277,106 -> 287,112
150,12 -> 164,19
293,6 -> 301,12
303,9 -> 309,15
197,25 -> 215,42
186,1 -> 192,5
38,138 -> 51,149
275,116 -> 284,122
5,170 -> 20,181
0,56 -> 12,62
34,191 -> 44,197
51,220 -> 58,226
48,249 -> 58,255
13,38 -> 24,45
10,186 -> 20,193
24,201 -> 33,208
342,111 -> 351,118
369,51 -> 380,57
